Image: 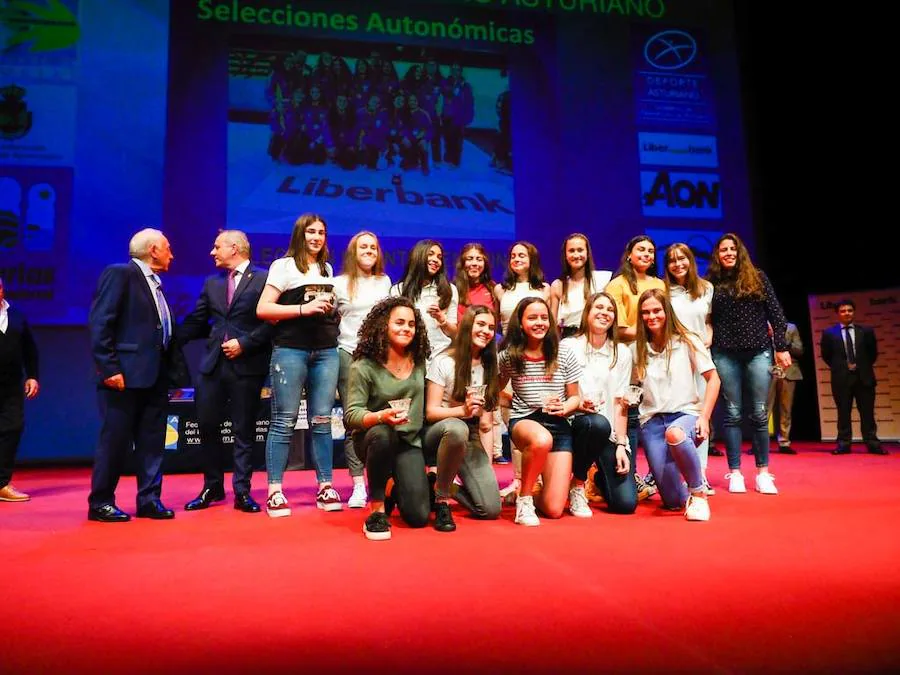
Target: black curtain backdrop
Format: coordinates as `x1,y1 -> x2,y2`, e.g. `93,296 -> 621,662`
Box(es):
734,2 -> 881,442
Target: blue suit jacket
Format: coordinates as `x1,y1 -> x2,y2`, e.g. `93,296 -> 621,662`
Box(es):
177,264 -> 273,377
89,261 -> 184,389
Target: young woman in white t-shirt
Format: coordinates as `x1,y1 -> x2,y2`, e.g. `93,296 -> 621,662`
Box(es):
256,213 -> 342,517
494,241 -> 550,500
498,297 -> 583,527
550,234 -> 612,339
561,292 -> 637,516
424,305 -> 502,531
334,231 -> 392,508
664,243 -> 715,492
390,239 -> 458,364
633,289 -> 721,521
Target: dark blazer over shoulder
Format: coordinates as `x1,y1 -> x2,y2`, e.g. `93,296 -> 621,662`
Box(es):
89,261 -> 184,388
177,264 -> 273,377
820,323 -> 877,387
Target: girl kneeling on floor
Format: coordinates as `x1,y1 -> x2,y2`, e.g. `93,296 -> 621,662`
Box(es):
424,305 -> 503,531
344,297 -> 432,541
633,289 -> 720,521
498,297 -> 583,526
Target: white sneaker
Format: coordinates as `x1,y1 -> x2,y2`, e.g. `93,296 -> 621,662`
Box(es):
755,473 -> 778,495
702,479 -> 716,496
684,495 -> 711,521
568,487 -> 593,518
348,483 -> 368,509
514,495 -> 540,526
266,491 -> 291,518
725,472 -> 746,493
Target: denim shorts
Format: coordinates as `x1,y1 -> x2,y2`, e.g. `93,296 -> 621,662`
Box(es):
508,411 -> 573,452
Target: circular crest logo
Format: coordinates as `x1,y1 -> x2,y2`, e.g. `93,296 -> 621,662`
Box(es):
0,85 -> 33,140
644,30 -> 698,71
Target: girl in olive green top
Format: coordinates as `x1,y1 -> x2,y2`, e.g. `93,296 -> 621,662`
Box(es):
344,296 -> 432,541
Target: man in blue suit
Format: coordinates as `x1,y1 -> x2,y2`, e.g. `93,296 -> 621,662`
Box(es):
179,230 -> 273,513
820,298 -> 885,456
88,229 -> 183,522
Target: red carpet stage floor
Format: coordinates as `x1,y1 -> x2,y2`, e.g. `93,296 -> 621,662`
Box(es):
4,442 -> 900,674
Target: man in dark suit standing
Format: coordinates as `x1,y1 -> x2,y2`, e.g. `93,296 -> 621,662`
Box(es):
179,230 -> 273,513
88,228 -> 182,522
820,298 -> 886,455
0,277 -> 40,502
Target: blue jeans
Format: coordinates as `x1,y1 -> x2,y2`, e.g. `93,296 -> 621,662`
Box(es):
572,413 -> 637,515
712,348 -> 771,470
266,346 -> 340,485
639,413 -> 704,509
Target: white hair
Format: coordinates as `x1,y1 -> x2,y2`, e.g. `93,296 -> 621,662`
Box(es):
219,229 -> 251,257
128,228 -> 165,259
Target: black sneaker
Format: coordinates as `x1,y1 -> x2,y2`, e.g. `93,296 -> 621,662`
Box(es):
363,511 -> 392,541
433,502 -> 457,532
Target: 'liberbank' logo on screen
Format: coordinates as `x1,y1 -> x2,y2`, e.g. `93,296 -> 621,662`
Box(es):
641,171 -> 722,219
638,133 -> 718,168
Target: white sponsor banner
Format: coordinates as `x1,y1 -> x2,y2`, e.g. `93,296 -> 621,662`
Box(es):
638,132 -> 718,168
808,288 -> 900,441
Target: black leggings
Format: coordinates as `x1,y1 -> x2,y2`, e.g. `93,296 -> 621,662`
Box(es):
359,425 -> 430,528
571,413 -> 637,514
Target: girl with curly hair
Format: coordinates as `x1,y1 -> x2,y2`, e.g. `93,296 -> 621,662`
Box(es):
633,289 -> 720,521
343,296 -> 432,541
498,297 -> 583,526
256,213 -> 341,518
706,233 -> 790,495
424,305 -> 503,531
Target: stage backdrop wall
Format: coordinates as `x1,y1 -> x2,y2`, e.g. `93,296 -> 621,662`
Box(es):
808,289 -> 900,442
2,0 -> 755,460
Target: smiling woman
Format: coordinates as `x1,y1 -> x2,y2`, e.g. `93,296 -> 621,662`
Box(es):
343,296 -> 432,541
255,213 -> 342,518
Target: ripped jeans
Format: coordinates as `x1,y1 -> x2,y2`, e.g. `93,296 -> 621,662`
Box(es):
266,346 -> 340,485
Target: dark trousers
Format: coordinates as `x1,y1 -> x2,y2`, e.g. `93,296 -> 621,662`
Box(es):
195,359 -> 266,495
89,374 -> 167,510
430,120 -> 443,163
359,425 -> 430,528
572,413 -> 637,514
832,373 -> 879,445
0,382 -> 24,488
442,120 -> 464,165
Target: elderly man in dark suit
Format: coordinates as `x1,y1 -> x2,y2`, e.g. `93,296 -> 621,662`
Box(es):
178,230 -> 273,513
820,298 -> 886,455
0,276 -> 40,502
88,228 -> 184,522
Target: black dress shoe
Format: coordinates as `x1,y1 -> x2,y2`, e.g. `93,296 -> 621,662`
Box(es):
778,445 -> 797,455
88,504 -> 131,523
868,445 -> 888,456
832,445 -> 852,455
185,486 -> 226,511
234,492 -> 261,513
136,500 -> 175,519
